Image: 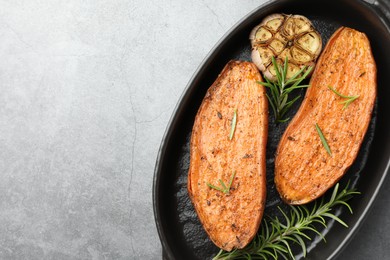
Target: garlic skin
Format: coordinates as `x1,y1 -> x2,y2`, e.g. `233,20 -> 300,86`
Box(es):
250,14 -> 322,81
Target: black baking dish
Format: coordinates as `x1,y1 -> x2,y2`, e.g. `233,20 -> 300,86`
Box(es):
153,0 -> 390,259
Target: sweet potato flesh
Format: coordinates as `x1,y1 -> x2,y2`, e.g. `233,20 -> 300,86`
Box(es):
188,61 -> 268,251
275,27 -> 377,204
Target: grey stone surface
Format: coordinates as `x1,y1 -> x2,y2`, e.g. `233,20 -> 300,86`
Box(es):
0,0 -> 388,259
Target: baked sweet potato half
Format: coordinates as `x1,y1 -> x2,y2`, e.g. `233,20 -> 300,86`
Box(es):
187,61 -> 268,251
275,27 -> 377,205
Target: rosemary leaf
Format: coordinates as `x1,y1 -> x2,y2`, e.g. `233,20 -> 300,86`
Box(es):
206,171 -> 236,194
212,182 -> 359,260
229,108 -> 237,140
228,171 -> 236,191
219,179 -> 228,191
328,86 -> 359,110
321,213 -> 348,228
206,183 -> 225,193
258,57 -> 312,123
315,123 -> 332,156
266,93 -> 278,119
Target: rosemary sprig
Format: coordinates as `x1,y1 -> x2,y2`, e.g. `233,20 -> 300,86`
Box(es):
229,109 -> 237,140
315,123 -> 332,156
213,182 -> 359,260
328,86 -> 359,110
207,171 -> 236,194
258,57 -> 313,123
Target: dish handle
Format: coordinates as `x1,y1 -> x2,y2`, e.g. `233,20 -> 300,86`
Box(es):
363,0 -> 390,25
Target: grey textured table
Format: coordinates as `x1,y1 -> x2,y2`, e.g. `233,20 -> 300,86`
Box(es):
0,0 -> 388,259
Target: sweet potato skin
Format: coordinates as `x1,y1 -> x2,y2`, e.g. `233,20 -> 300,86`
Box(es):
275,27 -> 377,205
187,61 -> 268,251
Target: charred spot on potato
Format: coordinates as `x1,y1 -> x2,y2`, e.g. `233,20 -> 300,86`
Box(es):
243,153 -> 253,158
217,111 -> 223,119
231,223 -> 237,230
287,136 -> 295,141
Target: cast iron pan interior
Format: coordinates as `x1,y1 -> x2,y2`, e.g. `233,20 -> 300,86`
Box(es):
153,0 -> 390,259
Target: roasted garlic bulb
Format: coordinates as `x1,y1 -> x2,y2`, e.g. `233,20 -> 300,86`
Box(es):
250,14 -> 322,81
